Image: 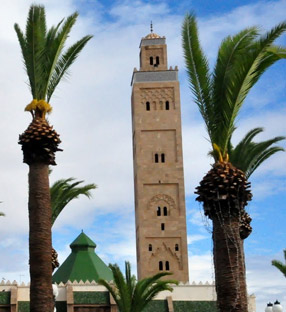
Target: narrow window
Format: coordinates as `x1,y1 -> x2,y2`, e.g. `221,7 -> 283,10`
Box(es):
155,153 -> 159,163
161,223 -> 165,231
165,101 -> 169,110
175,244 -> 179,251
146,101 -> 150,111
156,56 -> 160,65
161,153 -> 165,163
159,261 -> 163,271
157,207 -> 161,216
150,56 -> 154,65
163,206 -> 168,216
149,244 -> 152,251
166,261 -> 170,271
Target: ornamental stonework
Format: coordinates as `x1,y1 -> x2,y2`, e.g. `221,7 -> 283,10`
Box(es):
148,194 -> 176,211
140,87 -> 174,108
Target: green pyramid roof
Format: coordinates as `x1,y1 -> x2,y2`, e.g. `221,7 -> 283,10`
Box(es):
53,232 -> 113,284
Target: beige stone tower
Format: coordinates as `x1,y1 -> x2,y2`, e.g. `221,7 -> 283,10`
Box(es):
131,30 -> 189,282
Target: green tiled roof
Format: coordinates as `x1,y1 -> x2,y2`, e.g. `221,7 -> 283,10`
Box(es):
53,232 -> 113,284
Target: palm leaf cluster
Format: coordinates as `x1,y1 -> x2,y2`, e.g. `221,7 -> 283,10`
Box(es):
98,262 -> 178,312
229,128 -> 285,179
182,13 -> 286,162
272,250 -> 286,278
14,6 -> 92,108
51,178 -> 96,225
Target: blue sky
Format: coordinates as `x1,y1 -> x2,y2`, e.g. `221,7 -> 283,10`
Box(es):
0,0 -> 285,311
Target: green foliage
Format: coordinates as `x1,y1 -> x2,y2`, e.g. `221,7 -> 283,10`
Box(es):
0,291 -> 10,304
98,261 -> 178,312
229,128 -> 285,178
73,291 -> 110,304
14,5 -> 92,103
173,301 -> 218,312
18,301 -> 30,312
272,249 -> 286,278
50,177 -> 96,225
142,300 -> 168,312
182,13 -> 286,161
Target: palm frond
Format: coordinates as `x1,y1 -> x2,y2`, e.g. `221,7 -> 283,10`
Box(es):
98,261 -> 177,312
182,13 -> 212,139
43,13 -> 78,99
15,4 -> 92,105
212,27 -> 259,154
51,178 -> 96,225
213,23 -> 286,155
47,35 -> 92,101
272,250 -> 286,278
229,128 -> 285,178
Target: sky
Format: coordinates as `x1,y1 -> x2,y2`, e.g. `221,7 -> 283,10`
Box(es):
0,0 -> 285,311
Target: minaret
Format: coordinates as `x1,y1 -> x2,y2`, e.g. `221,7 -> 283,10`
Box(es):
131,28 -> 189,282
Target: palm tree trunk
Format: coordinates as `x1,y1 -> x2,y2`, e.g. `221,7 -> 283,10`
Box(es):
212,210 -> 248,312
28,163 -> 53,312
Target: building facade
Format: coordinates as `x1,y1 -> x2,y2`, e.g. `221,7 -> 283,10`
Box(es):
131,31 -> 189,282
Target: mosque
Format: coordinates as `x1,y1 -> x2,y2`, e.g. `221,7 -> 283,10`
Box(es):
0,30 -> 256,312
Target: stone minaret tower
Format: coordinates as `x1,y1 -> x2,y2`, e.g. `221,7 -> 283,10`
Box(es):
131,29 -> 189,282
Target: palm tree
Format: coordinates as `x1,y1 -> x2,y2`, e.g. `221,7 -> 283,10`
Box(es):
182,13 -> 286,312
272,250 -> 286,278
50,177 -> 96,271
15,5 -> 92,311
98,261 -> 178,312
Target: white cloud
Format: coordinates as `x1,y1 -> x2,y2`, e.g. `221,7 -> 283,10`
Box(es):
187,234 -> 208,245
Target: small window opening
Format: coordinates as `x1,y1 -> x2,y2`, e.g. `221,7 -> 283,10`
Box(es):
149,244 -> 152,251
155,153 -> 159,163
165,101 -> 170,110
146,101 -> 150,111
156,56 -> 160,65
161,223 -> 165,231
163,207 -> 168,216
150,56 -> 154,65
157,207 -> 161,216
161,153 -> 165,163
159,261 -> 163,271
175,244 -> 179,251
166,261 -> 170,271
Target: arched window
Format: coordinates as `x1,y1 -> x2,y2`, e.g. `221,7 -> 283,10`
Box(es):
149,244 -> 152,251
156,56 -> 160,65
150,56 -> 154,65
161,223 -> 165,231
165,101 -> 169,110
146,101 -> 150,111
157,206 -> 161,216
159,261 -> 163,271
155,153 -> 159,163
161,153 -> 165,163
175,244 -> 179,251
166,261 -> 170,271
163,206 -> 168,216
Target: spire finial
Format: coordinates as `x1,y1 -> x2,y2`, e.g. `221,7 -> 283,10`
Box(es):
150,21 -> 153,33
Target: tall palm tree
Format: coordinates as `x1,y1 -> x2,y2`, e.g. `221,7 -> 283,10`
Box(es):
98,261 -> 178,312
15,5 -> 92,311
50,177 -> 96,271
182,13 -> 286,312
272,250 -> 286,278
